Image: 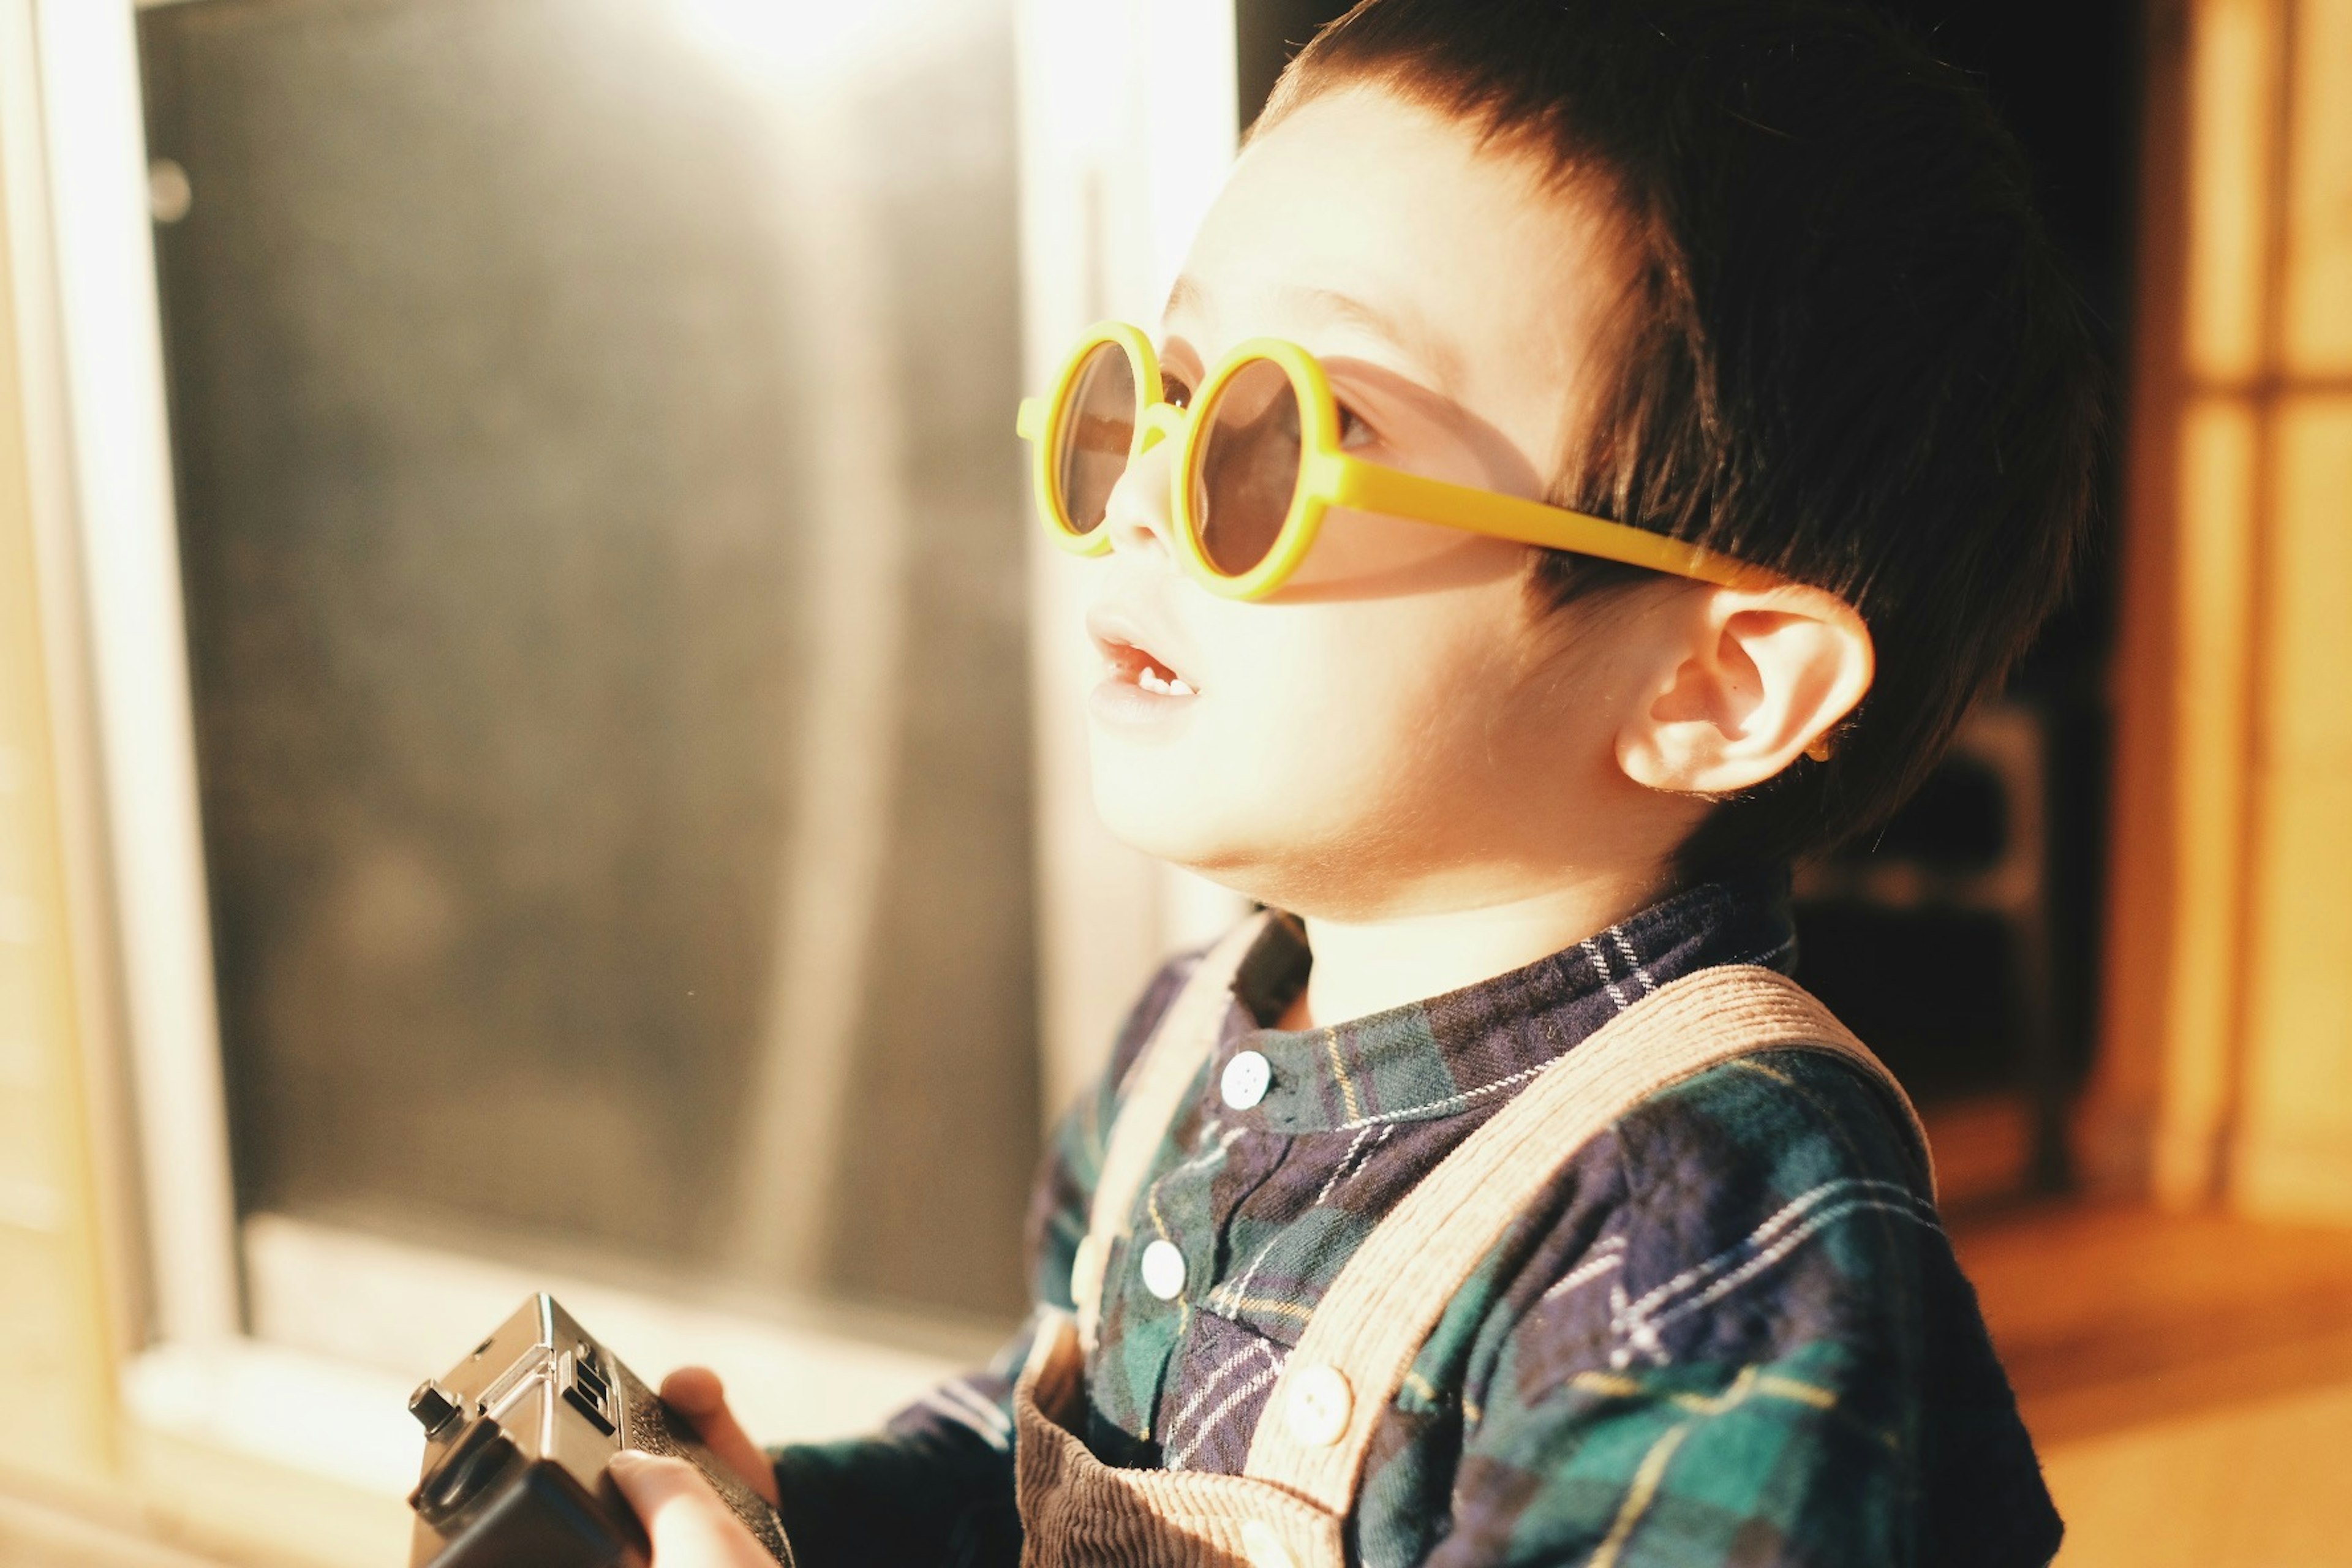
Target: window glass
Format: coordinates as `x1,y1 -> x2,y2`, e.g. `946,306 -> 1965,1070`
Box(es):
138,0 -> 1035,1321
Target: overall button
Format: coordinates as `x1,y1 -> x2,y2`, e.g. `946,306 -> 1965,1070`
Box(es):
1283,1363 -> 1353,1447
1139,1238 -> 1187,1300
1221,1049 -> 1272,1110
1240,1520 -> 1297,1568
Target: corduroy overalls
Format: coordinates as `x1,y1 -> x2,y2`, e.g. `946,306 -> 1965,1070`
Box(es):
1012,917 -> 1931,1568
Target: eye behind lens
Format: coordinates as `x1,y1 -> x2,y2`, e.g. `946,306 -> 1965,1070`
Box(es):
1192,356 -> 1305,578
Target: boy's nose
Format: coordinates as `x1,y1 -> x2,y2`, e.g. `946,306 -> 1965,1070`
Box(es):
1101,410 -> 1184,560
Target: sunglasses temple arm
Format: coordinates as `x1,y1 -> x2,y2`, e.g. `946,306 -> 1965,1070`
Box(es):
1315,455 -> 1772,590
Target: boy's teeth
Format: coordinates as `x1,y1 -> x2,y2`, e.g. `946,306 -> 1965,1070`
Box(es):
1114,652 -> 1196,698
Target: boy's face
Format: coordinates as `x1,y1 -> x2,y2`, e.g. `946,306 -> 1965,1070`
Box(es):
1084,87 -> 1697,919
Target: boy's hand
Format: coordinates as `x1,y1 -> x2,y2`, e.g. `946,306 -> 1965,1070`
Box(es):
609,1451 -> 773,1568
658,1366 -> 782,1507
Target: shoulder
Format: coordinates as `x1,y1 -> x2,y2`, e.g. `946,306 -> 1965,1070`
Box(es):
1629,1049 -> 1935,1343
1620,1046 -> 1934,1240
1500,1047 -> 1942,1390
1460,1051 -> 2057,1565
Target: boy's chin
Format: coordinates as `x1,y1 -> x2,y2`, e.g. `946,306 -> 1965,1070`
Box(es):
1090,788 -> 1275,883
1093,800 -> 1235,872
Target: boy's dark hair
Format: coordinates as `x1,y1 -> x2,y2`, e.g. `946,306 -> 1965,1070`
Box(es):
1262,0 -> 2102,873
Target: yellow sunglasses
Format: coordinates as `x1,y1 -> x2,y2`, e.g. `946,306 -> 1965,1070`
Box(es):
1016,320 -> 1770,600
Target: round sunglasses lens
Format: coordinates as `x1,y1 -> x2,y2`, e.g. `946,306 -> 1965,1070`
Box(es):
1054,342 -> 1139,536
1193,358 -> 1303,577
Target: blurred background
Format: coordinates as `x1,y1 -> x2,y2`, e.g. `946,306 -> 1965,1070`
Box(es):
0,0 -> 2345,1563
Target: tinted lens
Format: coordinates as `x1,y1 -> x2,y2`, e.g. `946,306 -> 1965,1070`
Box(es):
1052,342 -> 1139,536
1192,358 -> 1304,577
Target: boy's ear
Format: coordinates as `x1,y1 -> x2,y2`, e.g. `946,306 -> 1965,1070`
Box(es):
1615,583 -> 1874,799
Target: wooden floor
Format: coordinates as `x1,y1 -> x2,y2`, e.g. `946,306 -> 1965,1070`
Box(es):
1951,1201 -> 2352,1566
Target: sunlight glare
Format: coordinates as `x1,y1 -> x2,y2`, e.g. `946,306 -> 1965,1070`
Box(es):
669,0 -> 924,83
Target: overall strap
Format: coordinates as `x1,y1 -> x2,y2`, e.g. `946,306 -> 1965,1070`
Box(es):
1072,914 -> 1270,1353
1241,963 -> 1931,1516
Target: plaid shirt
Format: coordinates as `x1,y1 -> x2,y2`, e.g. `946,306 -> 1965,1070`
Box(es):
772,873 -> 2060,1567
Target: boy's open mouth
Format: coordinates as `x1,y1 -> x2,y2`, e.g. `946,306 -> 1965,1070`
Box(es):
1084,603 -> 1202,715
1098,638 -> 1197,697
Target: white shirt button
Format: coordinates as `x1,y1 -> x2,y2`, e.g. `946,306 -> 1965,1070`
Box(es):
1139,1238 -> 1187,1300
1221,1049 -> 1272,1110
1283,1363 -> 1353,1447
1240,1520 -> 1297,1568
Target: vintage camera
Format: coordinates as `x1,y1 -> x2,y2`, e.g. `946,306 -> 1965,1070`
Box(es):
407,1293 -> 796,1567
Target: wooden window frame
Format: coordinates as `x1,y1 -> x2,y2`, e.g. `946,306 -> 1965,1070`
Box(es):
2086,0 -> 2352,1223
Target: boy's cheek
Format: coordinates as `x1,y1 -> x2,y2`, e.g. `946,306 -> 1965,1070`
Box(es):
1084,615 -> 1485,873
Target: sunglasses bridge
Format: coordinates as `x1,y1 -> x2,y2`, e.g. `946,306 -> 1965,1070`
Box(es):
1136,402 -> 1184,452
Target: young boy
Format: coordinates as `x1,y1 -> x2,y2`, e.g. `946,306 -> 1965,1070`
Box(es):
609,1 -> 2095,1562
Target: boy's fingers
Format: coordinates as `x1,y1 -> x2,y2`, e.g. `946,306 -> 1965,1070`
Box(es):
662,1365 -> 726,1414
658,1366 -> 781,1507
609,1452 -> 775,1568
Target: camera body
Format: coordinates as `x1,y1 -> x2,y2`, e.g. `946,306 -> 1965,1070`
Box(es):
407,1292 -> 795,1568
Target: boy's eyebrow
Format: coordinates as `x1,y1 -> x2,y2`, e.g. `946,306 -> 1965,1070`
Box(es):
1284,285 -> 1463,395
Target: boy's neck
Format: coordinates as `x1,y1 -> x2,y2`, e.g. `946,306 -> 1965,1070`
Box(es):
1276,869 -> 1678,1031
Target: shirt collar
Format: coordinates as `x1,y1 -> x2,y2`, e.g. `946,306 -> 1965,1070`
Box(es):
1213,870 -> 1797,1136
